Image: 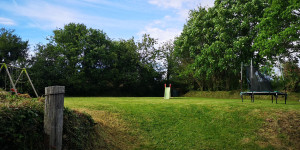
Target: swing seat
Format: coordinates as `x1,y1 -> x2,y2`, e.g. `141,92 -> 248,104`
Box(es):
11,88 -> 17,92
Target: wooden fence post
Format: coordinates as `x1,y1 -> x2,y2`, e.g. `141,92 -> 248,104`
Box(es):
44,86 -> 65,150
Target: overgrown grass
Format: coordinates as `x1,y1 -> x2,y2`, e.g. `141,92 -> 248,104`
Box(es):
65,97 -> 300,150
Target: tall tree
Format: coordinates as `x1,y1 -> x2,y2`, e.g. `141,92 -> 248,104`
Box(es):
254,0 -> 300,61
111,39 -> 140,93
31,23 -> 113,95
137,34 -> 163,95
174,7 -> 209,90
0,28 -> 28,64
175,0 -> 267,90
138,34 -> 160,68
283,61 -> 300,92
159,40 -> 177,83
29,43 -> 66,95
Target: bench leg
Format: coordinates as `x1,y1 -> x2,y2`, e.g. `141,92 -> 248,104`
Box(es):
285,95 -> 287,104
272,95 -> 273,103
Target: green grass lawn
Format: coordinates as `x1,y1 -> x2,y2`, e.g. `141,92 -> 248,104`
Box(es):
65,97 -> 300,150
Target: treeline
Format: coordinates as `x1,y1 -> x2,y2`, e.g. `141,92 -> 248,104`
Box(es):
174,0 -> 300,91
1,22 -> 183,96
30,24 -> 167,96
0,0 -> 299,96
1,24 -> 172,96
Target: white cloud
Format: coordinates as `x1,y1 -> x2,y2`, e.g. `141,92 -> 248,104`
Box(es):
2,1 -> 79,30
138,26 -> 181,43
199,0 -> 215,8
141,0 -> 215,43
148,0 -> 214,9
148,0 -> 185,9
80,0 -> 132,10
148,0 -> 215,20
0,0 -> 215,44
138,14 -> 183,43
0,0 -> 146,32
0,17 -> 16,25
176,9 -> 191,20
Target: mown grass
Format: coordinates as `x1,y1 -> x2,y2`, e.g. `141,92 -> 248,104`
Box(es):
65,97 -> 300,150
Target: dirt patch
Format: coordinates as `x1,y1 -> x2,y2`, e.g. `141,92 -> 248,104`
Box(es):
257,111 -> 300,149
241,137 -> 251,144
277,112 -> 300,149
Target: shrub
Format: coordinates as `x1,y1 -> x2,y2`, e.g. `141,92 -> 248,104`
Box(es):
0,99 -> 44,149
0,96 -> 98,150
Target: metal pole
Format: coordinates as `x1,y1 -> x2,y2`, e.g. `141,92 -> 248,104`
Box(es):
0,63 -> 22,69
0,64 -> 3,73
24,69 -> 39,97
250,59 -> 253,91
241,62 -> 243,92
3,64 -> 18,95
15,69 -> 24,87
0,64 -> 5,90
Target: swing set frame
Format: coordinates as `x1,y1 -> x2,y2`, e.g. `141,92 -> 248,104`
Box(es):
0,63 -> 39,97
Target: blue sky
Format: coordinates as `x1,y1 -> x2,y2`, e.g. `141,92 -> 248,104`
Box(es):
0,0 -> 214,51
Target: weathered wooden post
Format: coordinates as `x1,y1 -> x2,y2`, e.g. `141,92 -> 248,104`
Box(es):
44,86 -> 65,150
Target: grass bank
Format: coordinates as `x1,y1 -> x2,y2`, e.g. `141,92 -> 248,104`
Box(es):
65,97 -> 300,150
185,90 -> 300,101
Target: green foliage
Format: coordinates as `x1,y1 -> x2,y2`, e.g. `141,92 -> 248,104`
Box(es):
175,0 -> 267,91
270,60 -> 300,92
283,61 -> 300,92
2,0 -> 299,96
138,34 -> 159,67
159,40 -> 176,82
0,96 -> 99,150
254,0 -> 300,61
111,39 -> 140,90
0,28 -> 29,93
0,99 -> 44,149
174,0 -> 299,91
0,28 -> 29,64
136,34 -> 164,95
174,7 -> 208,90
30,24 -> 163,96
